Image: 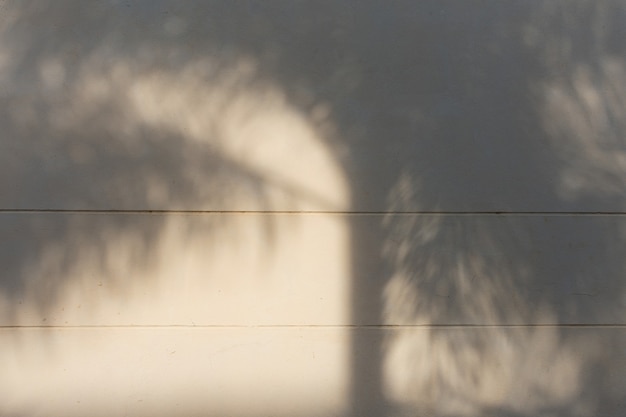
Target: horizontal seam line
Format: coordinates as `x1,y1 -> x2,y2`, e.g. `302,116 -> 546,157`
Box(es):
2,324 -> 626,329
0,209 -> 625,216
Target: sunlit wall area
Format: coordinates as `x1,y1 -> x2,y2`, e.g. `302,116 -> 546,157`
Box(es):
0,212 -> 351,416
2,327 -> 348,417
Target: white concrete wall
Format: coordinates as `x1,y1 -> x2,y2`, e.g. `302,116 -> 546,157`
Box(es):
1,2 -> 626,416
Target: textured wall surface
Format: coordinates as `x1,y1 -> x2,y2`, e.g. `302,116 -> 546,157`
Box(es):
1,1 -> 626,416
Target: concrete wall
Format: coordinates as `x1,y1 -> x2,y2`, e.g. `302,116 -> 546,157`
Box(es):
1,1 -> 626,416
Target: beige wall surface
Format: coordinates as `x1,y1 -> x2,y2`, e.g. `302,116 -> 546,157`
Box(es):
1,1 -> 626,416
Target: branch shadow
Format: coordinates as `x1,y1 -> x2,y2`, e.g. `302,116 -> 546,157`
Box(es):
0,1 -> 321,323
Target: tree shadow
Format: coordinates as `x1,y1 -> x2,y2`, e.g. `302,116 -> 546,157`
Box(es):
1,1 -> 626,416
223,1 -> 626,415
1,0 -> 344,324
